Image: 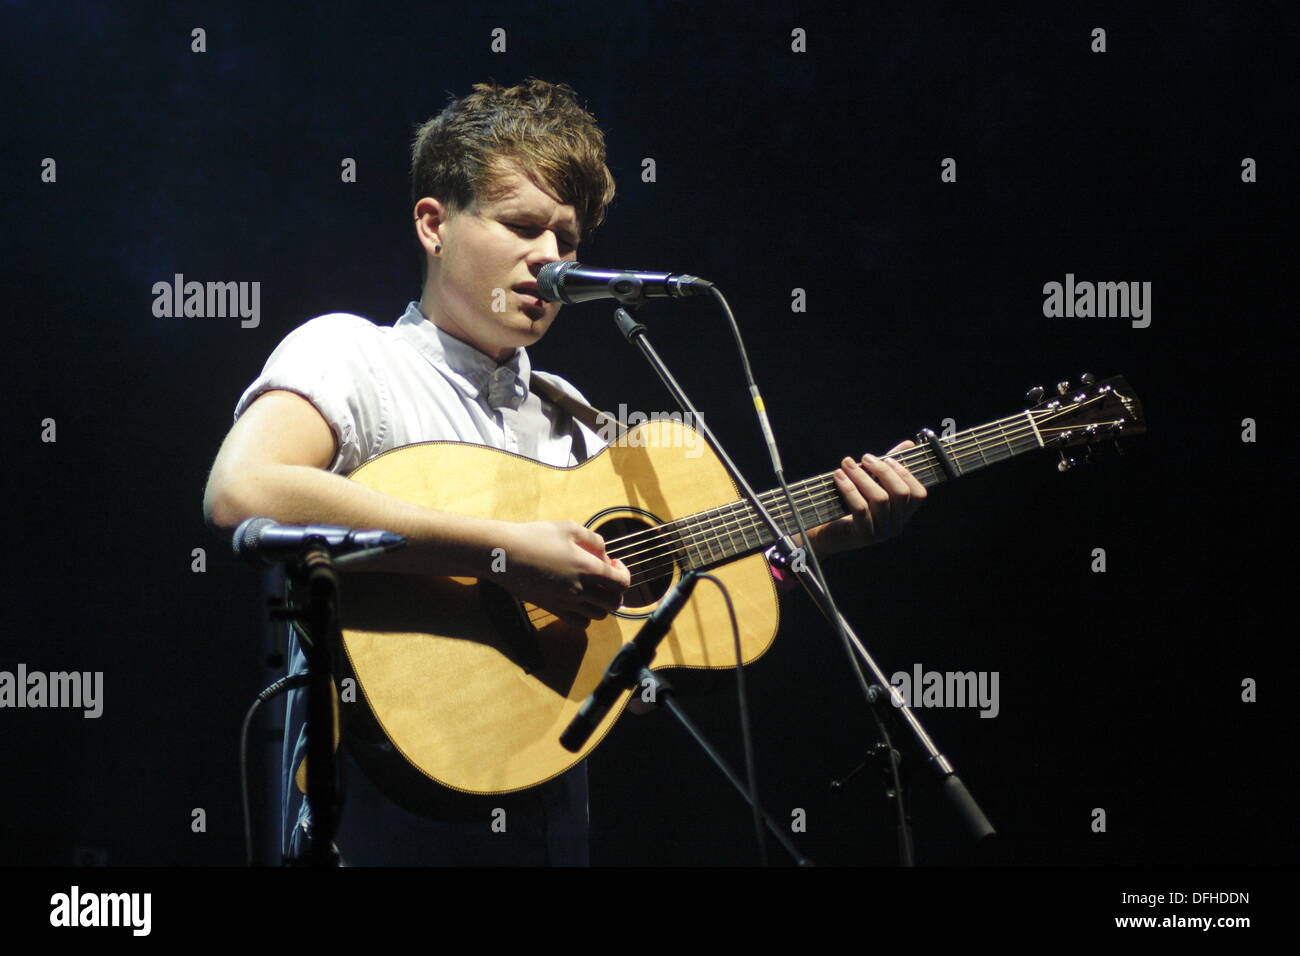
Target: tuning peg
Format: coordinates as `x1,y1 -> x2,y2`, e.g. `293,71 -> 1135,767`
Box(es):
1056,381 -> 1071,396
1056,451 -> 1080,472
1025,385 -> 1045,406
1080,372 -> 1096,386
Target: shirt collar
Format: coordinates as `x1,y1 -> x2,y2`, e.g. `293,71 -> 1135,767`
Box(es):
393,301 -> 531,411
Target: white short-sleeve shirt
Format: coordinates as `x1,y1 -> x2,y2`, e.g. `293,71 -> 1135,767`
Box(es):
234,301 -> 604,471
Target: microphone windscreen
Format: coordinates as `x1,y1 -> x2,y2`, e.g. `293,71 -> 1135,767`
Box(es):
232,516 -> 276,562
537,260 -> 577,302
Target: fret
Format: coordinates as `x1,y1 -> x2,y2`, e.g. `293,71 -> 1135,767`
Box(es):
725,502 -> 744,557
712,508 -> 731,560
737,502 -> 760,554
691,518 -> 708,565
740,500 -> 760,552
697,517 -> 714,564
943,436 -> 964,477
817,478 -> 839,524
682,518 -> 705,569
995,434 -> 1009,462
970,425 -> 990,469
738,502 -> 759,554
993,416 -> 1014,462
795,479 -> 820,533
804,478 -> 833,533
700,517 -> 716,564
919,454 -> 942,487
662,521 -> 681,573
716,512 -> 734,559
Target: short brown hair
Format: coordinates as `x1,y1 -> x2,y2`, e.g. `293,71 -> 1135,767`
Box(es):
411,78 -> 616,275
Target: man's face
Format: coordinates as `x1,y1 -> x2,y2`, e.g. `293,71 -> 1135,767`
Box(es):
421,162 -> 581,362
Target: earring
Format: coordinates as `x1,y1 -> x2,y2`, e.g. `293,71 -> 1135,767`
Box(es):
434,244 -> 442,254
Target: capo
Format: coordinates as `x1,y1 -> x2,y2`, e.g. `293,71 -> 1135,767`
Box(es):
918,427 -> 959,479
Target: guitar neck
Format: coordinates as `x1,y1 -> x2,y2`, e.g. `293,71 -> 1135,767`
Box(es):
632,410 -> 1047,579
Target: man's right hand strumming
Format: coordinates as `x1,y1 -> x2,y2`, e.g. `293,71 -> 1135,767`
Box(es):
495,520 -> 630,628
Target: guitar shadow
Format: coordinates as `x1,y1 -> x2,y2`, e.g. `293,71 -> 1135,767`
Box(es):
338,572 -> 589,699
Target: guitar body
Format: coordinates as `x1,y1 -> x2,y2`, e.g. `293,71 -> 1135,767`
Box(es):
333,420 -> 780,796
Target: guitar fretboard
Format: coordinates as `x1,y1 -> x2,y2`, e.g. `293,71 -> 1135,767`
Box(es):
608,409 -> 1048,586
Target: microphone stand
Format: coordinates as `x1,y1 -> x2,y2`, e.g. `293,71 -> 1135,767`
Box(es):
638,667 -> 813,866
611,304 -> 995,859
273,544 -> 396,867
562,569 -> 812,865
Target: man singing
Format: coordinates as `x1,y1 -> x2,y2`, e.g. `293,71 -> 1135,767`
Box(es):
203,77 -> 926,865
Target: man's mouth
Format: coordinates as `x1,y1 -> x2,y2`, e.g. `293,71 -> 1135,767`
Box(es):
512,284 -> 544,314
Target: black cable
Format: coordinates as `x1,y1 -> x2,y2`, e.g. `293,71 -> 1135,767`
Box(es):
705,285 -> 879,709
694,573 -> 767,866
704,284 -> 911,862
240,672 -> 310,866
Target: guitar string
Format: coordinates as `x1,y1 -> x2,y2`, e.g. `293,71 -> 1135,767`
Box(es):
602,400 -> 1116,578
526,438 -> 1115,625
604,420 -> 1024,565
606,392 -> 1115,559
520,417 -> 1089,623
523,398 -> 1121,619
601,398 -> 1099,563
603,426 -> 1060,590
600,415 -> 1111,586
525,438 -> 969,622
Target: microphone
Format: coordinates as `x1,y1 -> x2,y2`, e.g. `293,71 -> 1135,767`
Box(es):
233,516 -> 406,566
537,261 -> 714,305
560,569 -> 700,752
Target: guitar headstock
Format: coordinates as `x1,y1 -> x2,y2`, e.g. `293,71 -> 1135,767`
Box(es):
1025,374 -> 1145,467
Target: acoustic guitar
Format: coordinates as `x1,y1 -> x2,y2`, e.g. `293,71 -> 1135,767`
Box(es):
307,375 -> 1143,797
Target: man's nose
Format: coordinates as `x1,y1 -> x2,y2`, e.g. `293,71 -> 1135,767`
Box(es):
527,230 -> 563,268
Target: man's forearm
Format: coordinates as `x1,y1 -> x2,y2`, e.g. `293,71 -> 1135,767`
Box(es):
205,463 -> 509,577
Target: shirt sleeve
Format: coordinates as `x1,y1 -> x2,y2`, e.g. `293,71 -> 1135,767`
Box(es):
233,313 -> 389,474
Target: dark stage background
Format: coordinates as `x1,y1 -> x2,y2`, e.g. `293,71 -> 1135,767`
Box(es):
2,1 -> 1294,867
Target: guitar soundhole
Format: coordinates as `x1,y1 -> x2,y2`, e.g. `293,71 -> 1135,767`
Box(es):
590,514 -> 675,614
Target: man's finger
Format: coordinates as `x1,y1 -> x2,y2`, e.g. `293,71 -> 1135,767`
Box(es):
860,453 -> 910,500
884,455 -> 927,500
835,458 -> 880,540
575,525 -> 609,560
589,556 -> 630,589
854,457 -> 902,538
